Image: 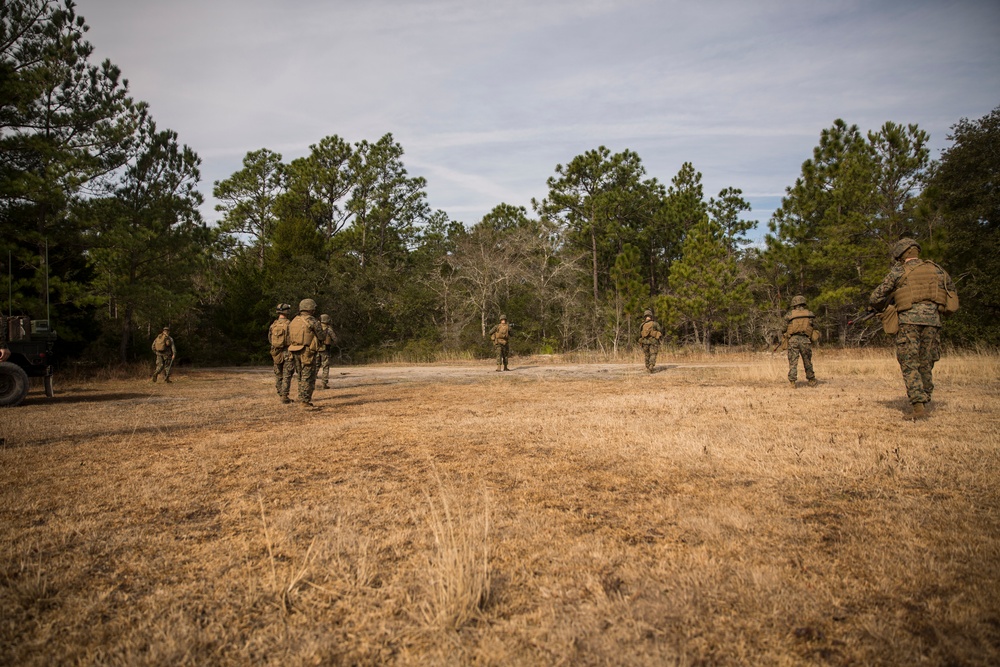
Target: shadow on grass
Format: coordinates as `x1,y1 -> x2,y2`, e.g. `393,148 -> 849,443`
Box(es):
878,397 -> 948,410
324,397 -> 402,409
20,392 -> 150,406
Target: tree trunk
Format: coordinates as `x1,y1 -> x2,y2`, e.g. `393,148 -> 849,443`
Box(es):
591,225 -> 599,311
119,305 -> 133,365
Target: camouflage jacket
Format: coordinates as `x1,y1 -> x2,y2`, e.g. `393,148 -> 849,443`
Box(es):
869,259 -> 955,327
318,323 -> 337,350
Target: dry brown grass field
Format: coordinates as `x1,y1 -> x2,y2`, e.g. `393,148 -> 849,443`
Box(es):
1,349 -> 999,666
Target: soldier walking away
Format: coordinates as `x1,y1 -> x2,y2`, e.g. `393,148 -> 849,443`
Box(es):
151,326 -> 175,383
268,303 -> 294,403
489,315 -> 511,371
869,238 -> 958,420
288,298 -> 325,408
317,314 -> 338,389
783,296 -> 819,387
638,309 -> 663,373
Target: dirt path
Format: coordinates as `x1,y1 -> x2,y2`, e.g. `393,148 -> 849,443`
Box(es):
206,358 -> 755,386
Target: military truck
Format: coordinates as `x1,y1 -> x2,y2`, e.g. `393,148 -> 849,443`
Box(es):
0,316 -> 56,407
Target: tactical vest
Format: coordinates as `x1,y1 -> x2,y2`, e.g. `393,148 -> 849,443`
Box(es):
269,319 -> 290,348
288,315 -> 316,348
786,309 -> 815,336
893,261 -> 947,312
640,320 -> 661,339
493,322 -> 509,344
153,333 -> 172,352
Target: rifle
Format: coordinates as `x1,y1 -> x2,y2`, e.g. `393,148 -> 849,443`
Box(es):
847,310 -> 878,327
771,333 -> 788,353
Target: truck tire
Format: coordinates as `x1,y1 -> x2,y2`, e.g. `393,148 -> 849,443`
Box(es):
0,362 -> 29,407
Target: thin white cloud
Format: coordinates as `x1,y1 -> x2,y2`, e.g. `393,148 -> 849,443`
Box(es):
73,0 -> 1000,235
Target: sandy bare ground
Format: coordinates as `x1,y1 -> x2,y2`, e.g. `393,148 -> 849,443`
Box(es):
2,351 -> 999,665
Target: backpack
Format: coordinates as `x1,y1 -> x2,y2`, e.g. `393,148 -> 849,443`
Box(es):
640,320 -> 662,340
269,319 -> 290,348
492,322 -> 509,345
288,315 -> 317,351
153,333 -> 171,352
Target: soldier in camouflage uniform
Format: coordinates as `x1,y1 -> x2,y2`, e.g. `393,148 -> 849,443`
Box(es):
489,315 -> 511,371
268,303 -> 294,403
150,326 -> 175,383
870,239 -> 957,420
317,314 -> 338,389
783,295 -> 819,387
638,309 -> 663,373
288,298 -> 326,408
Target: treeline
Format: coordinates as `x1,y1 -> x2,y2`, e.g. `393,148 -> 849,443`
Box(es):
2,1 -> 998,366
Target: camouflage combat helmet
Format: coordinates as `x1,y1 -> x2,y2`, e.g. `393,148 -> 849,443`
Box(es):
276,303 -> 292,314
320,314 -> 331,323
499,314 -> 507,321
298,298 -> 317,313
790,295 -> 807,308
162,325 -> 170,331
892,238 -> 920,260
643,309 -> 653,318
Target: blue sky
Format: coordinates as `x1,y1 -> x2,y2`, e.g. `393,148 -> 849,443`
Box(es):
76,0 -> 1000,242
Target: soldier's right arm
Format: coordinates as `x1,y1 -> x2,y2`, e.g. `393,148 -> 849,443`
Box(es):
941,265 -> 957,294
869,265 -> 903,311
309,317 -> 325,340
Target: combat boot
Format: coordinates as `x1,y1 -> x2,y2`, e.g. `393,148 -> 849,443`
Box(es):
910,403 -> 928,420
150,375 -> 157,383
789,380 -> 797,388
164,377 -> 172,383
807,379 -> 817,387
281,396 -> 291,404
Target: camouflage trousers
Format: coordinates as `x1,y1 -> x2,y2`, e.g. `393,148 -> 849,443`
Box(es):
152,353 -> 173,380
787,335 -> 815,382
318,350 -> 331,388
494,343 -> 509,369
292,350 -> 318,404
640,340 -> 659,371
895,323 -> 940,405
271,347 -> 293,399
